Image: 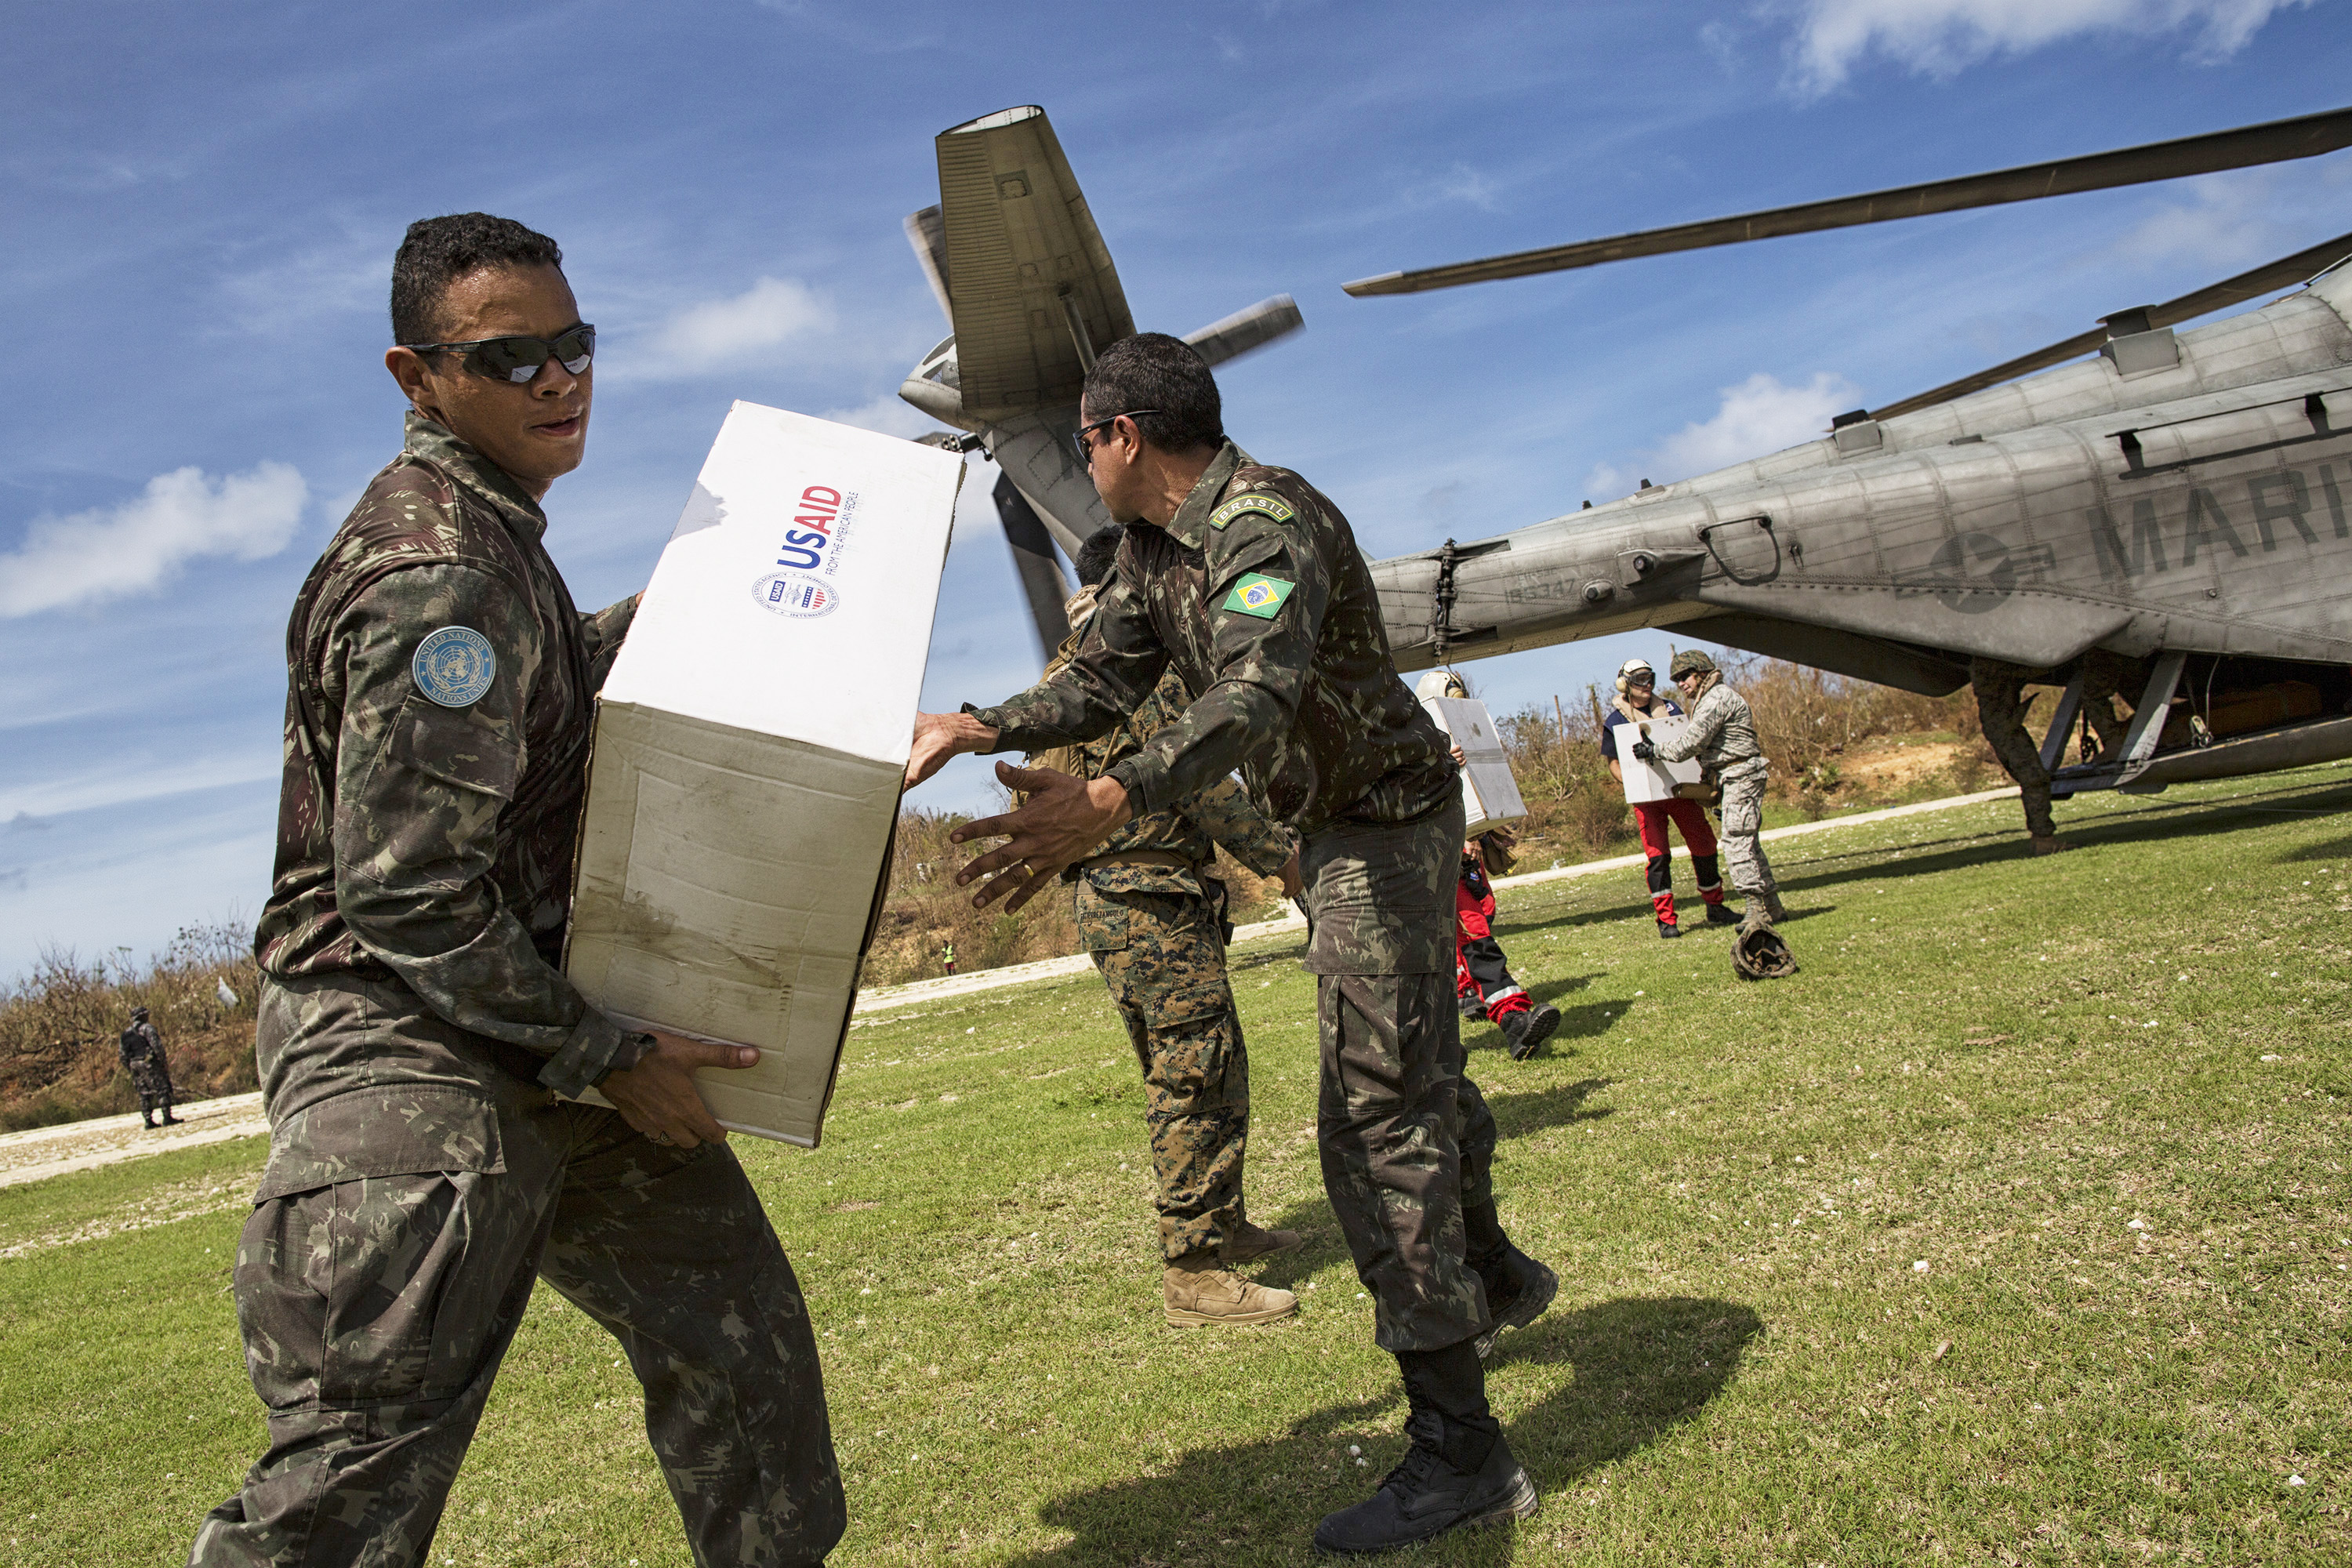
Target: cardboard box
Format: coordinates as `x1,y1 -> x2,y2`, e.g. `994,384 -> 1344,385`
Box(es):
564,402 -> 964,1146
1419,695 -> 1526,834
1618,715 -> 1707,804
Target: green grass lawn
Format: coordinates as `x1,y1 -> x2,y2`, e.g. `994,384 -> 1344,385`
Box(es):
4,768 -> 2348,1565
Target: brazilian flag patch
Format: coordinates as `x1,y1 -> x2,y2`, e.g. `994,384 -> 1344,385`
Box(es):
1222,572 -> 1297,619
1208,493 -> 1295,530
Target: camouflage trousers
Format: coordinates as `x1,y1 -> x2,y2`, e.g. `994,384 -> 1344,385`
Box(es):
1303,796 -> 1498,1354
1080,880 -> 1251,1261
192,1074 -> 843,1566
129,1059 -> 174,1110
1717,759 -> 1780,900
1972,659 -> 2055,838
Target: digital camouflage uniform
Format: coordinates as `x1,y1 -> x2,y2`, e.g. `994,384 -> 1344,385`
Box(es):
1651,677 -> 1778,903
977,441 -> 1499,1354
118,1017 -> 175,1116
194,415 -> 842,1568
1051,655 -> 1295,1261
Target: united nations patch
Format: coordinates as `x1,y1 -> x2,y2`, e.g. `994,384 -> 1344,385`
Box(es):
1208,493 -> 1295,530
412,626 -> 497,707
1222,572 -> 1297,619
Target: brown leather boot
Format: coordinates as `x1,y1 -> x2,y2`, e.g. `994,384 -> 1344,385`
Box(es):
1222,1220 -> 1304,1265
1164,1251 -> 1298,1327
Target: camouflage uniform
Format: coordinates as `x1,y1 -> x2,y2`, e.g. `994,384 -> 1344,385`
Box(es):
976,441 -> 1498,1353
194,415 -> 842,1568
1053,656 -> 1294,1261
118,1017 -> 175,1115
1652,677 -> 1777,902
1969,657 -> 2056,838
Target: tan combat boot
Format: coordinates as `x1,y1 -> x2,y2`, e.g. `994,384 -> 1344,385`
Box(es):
1763,890 -> 1789,923
1165,1250 -> 1298,1327
1222,1219 -> 1305,1265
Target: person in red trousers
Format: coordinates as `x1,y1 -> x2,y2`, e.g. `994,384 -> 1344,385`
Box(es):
1454,833 -> 1562,1060
1599,658 -> 1737,939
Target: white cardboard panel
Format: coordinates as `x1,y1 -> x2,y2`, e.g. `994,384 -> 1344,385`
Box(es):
1619,714 -> 1707,804
1419,695 -> 1526,833
565,402 -> 962,1146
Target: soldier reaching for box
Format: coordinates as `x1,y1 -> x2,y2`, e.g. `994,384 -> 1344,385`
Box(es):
193,215 -> 842,1568
118,1006 -> 180,1128
1602,657 -> 1737,938
908,332 -> 1557,1556
1632,651 -> 1787,927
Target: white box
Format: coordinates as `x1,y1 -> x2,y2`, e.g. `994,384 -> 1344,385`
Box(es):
564,402 -> 964,1146
1619,715 -> 1707,804
1419,695 -> 1526,834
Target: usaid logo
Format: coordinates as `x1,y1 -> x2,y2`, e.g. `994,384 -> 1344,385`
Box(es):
774,484 -> 842,572
753,572 -> 840,618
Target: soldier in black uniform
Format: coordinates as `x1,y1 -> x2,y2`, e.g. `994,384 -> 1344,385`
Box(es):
118,1007 -> 180,1127
908,333 -> 1556,1555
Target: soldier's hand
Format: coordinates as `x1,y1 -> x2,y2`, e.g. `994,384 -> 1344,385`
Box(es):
601,1032 -> 756,1150
952,763 -> 1132,913
1630,739 -> 1657,761
906,711 -> 1000,789
1278,849 -> 1304,900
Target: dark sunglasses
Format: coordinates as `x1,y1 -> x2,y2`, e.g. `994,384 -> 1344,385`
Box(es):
1072,409 -> 1163,466
401,322 -> 596,383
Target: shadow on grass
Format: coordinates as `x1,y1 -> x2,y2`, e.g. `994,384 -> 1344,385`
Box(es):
1006,1295 -> 1762,1566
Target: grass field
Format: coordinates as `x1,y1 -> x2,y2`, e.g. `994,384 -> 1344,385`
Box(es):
3,768 -> 2348,1566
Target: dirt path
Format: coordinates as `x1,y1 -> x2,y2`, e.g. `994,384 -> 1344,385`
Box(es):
5,784 -> 2023,1191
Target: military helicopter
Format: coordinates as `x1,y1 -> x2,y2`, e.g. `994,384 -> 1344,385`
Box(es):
900,103 -> 2352,801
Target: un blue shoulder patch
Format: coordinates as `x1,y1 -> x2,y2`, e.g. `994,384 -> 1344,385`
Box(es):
412,626 -> 497,707
1208,493 -> 1296,530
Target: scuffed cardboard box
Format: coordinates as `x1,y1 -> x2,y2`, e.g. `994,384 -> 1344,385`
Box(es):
1418,695 -> 1526,834
564,402 -> 964,1145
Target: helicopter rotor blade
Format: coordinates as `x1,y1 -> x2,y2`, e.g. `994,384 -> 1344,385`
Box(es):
1182,294 -> 1304,367
902,205 -> 953,326
1343,104 -> 2352,297
1869,230 -> 2352,421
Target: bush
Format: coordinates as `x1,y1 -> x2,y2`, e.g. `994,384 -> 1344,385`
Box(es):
0,921 -> 263,1131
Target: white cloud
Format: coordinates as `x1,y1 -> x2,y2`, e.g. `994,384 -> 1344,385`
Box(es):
1586,371 -> 1858,495
1776,0 -> 2309,96
819,390 -> 945,441
0,463 -> 308,618
633,276 -> 834,379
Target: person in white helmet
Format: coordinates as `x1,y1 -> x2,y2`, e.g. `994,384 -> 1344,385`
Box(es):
1599,658 -> 1735,938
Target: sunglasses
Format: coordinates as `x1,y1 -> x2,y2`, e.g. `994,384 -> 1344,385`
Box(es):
401,322 -> 596,383
1071,409 -> 1163,467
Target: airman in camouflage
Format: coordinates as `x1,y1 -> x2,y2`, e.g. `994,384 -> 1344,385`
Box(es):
1641,651 -> 1787,924
909,334 -> 1552,1555
118,1007 -> 180,1127
1044,534 -> 1305,1326
194,216 -> 841,1568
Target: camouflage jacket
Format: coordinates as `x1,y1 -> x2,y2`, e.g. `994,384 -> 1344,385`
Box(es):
1047,652 -> 1294,903
118,1020 -> 165,1069
1652,680 -> 1763,770
252,412 -> 642,1105
976,442 -> 1455,837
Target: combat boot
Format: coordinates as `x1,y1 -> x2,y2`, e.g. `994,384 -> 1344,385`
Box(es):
1657,919 -> 1680,939
1314,1343 -> 1537,1555
1497,1004 -> 1560,1062
1763,890 -> 1790,923
1164,1251 -> 1297,1327
139,1111 -> 155,1130
1704,900 -> 1740,926
1222,1219 -> 1305,1265
1469,1243 -> 1559,1358
160,1102 -> 183,1127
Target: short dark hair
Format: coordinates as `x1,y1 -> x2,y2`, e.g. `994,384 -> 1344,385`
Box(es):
1080,332 -> 1222,454
390,213 -> 564,346
1074,525 -> 1123,590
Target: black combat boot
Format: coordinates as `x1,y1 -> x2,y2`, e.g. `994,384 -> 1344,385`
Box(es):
140,1109 -> 156,1130
160,1101 -> 183,1127
1497,1004 -> 1560,1062
1462,1199 -> 1559,1358
1457,993 -> 1486,1023
1657,918 -> 1680,939
1313,1340 -> 1536,1555
1704,900 -> 1740,926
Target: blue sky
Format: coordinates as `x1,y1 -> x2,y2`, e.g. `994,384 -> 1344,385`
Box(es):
2,0 -> 2347,980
